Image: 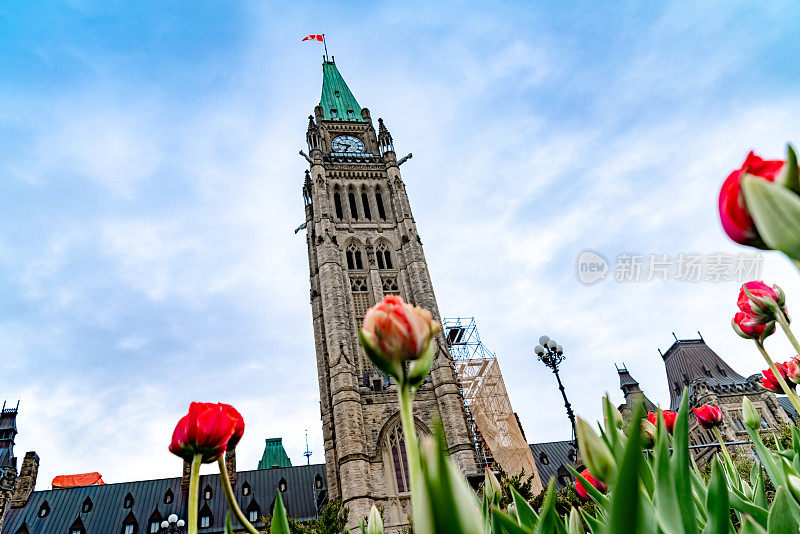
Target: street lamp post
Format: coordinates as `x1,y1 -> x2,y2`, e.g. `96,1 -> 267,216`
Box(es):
161,514 -> 186,533
534,335 -> 576,443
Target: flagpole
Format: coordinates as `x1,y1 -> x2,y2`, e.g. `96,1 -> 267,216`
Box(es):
322,34 -> 329,62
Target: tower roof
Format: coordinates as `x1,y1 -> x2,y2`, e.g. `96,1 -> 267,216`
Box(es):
662,338 -> 745,410
616,364 -> 657,413
257,438 -> 293,470
320,60 -> 364,122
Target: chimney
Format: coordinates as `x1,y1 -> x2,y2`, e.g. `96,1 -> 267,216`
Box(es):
225,450 -> 236,488
11,452 -> 39,508
181,460 -> 190,493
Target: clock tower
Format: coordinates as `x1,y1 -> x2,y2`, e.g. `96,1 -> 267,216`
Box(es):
301,59 -> 478,530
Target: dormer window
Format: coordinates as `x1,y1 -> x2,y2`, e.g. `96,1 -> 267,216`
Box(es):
716,364 -> 727,376
204,485 -> 213,500
539,452 -> 549,465
82,497 -> 93,513
347,110 -> 354,119
38,501 -> 50,518
330,108 -> 338,118
163,489 -> 174,504
315,474 -> 324,489
279,477 -> 287,492
123,493 -> 134,509
334,90 -> 340,97
242,482 -> 251,496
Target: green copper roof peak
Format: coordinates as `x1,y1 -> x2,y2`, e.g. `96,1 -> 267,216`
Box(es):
320,60 -> 365,122
257,437 -> 293,470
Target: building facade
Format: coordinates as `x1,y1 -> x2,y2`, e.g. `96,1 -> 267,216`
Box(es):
617,336 -> 794,467
301,59 -> 478,529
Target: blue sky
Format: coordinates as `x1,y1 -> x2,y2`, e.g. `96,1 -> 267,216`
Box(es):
2,1 -> 800,488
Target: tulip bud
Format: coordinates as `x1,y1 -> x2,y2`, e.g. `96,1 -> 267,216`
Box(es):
639,419 -> 657,449
732,313 -> 776,342
739,281 -> 787,325
482,467 -> 502,504
360,296 -> 440,383
788,475 -> 800,504
647,410 -> 677,435
787,358 -> 800,384
366,505 -> 384,534
575,417 -> 616,485
742,397 -> 761,430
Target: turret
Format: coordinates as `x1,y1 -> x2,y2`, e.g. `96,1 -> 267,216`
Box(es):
377,118 -> 394,157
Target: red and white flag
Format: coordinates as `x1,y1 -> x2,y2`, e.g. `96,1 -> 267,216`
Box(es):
302,34 -> 324,42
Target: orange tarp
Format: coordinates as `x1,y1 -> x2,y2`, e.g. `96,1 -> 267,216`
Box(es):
52,472 -> 105,489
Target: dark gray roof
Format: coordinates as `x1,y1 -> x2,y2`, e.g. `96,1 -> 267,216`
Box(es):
617,367 -> 639,388
529,440 -> 578,489
662,338 -> 746,410
777,396 -> 798,421
3,464 -> 327,534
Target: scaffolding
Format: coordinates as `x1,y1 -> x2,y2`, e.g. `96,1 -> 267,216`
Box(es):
444,318 -> 541,489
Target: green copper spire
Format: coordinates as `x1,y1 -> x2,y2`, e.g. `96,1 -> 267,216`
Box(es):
320,60 -> 364,122
257,437 -> 293,470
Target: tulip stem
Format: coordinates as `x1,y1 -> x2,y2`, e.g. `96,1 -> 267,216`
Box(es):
712,426 -> 739,489
776,309 -> 800,356
754,340 -> 800,416
398,381 -> 423,530
188,454 -> 202,534
217,456 -> 260,534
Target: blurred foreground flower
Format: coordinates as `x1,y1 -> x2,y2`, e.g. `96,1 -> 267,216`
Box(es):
574,468 -> 606,500
648,409 -> 677,434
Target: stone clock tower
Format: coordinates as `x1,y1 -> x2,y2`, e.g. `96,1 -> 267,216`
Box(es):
301,59 -> 478,530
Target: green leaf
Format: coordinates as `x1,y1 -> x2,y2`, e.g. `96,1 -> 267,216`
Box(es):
728,488 -> 768,528
767,487 -> 797,534
511,486 -> 539,529
567,508 -> 583,534
580,509 -> 601,534
535,480 -> 567,534
753,466 -> 767,509
738,515 -> 767,534
741,173 -> 800,260
359,330 -> 403,381
777,143 -> 800,194
703,458 -> 732,534
744,424 -> 787,489
672,392 -> 698,534
271,490 -> 291,534
225,512 -> 235,534
605,403 -> 644,534
492,507 -> 534,534
406,340 -> 436,390
653,406 -> 685,534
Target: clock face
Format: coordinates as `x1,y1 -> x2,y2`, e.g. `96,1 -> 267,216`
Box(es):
332,135 -> 366,154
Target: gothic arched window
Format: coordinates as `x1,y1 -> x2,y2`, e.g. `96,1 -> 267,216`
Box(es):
203,485 -> 212,500
163,489 -> 174,504
346,243 -> 364,270
82,497 -> 93,513
375,243 -> 393,270
387,425 -> 410,493
69,517 -> 86,534
375,190 -> 387,220
242,481 -> 251,496
348,190 -> 359,220
123,493 -> 134,509
333,189 -> 344,220
37,501 -> 50,518
361,191 -> 372,220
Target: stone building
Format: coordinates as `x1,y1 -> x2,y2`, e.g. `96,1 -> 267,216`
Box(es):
1,437 -> 326,534
617,335 -> 794,466
301,58 -> 479,531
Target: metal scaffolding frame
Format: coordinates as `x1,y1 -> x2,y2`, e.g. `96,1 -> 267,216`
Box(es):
444,318 -> 541,488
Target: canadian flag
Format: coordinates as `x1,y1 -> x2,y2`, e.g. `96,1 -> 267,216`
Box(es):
302,34 -> 324,42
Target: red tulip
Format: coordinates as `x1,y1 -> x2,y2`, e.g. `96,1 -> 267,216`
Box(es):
761,363 -> 793,393
574,468 -> 606,500
169,402 -> 245,464
647,410 -> 678,434
787,358 -> 800,384
361,295 -> 440,365
737,281 -> 786,326
732,312 -> 775,342
719,151 -> 785,248
693,404 -> 723,430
